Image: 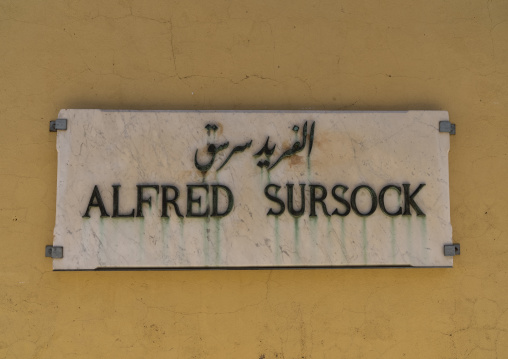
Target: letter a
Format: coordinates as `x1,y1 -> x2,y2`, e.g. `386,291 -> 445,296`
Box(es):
83,185 -> 110,218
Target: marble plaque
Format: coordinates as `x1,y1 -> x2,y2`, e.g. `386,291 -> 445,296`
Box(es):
52,110 -> 453,270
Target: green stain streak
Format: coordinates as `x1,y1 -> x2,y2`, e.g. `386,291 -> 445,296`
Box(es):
204,190 -> 210,265
203,218 -> 210,265
139,218 -> 145,261
362,217 -> 368,265
178,217 -> 185,265
294,217 -> 301,263
274,217 -> 281,264
326,217 -> 332,263
406,216 -> 412,255
391,217 -> 396,262
258,162 -> 271,182
420,216 -> 427,261
309,216 -> 317,262
161,217 -> 170,262
338,217 -> 348,262
214,217 -> 221,265
259,167 -> 267,184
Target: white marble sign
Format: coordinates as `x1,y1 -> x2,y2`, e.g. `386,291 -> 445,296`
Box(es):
52,110 -> 453,270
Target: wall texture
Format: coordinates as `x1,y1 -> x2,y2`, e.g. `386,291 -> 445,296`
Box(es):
1,0 -> 507,357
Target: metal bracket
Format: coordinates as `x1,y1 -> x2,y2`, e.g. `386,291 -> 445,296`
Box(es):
444,244 -> 460,256
439,121 -> 456,135
49,119 -> 67,132
45,245 -> 63,258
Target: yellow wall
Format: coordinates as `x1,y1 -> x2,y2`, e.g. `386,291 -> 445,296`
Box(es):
1,0 -> 507,357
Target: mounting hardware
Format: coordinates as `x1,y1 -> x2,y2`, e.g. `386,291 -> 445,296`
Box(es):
49,119 -> 67,132
439,121 -> 456,135
45,245 -> 63,258
444,244 -> 460,256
